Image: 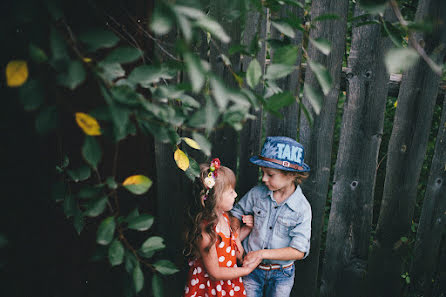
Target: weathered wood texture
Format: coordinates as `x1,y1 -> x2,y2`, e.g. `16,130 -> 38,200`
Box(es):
319,7 -> 394,297
237,9 -> 267,196
295,1 -> 349,296
265,3 -> 304,139
209,0 -> 241,171
410,94 -> 446,297
367,0 -> 446,296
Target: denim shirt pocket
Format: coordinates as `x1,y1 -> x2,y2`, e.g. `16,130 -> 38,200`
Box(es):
276,216 -> 298,238
252,205 -> 267,228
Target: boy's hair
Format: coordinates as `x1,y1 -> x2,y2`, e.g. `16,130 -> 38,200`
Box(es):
184,164 -> 236,259
283,170 -> 310,186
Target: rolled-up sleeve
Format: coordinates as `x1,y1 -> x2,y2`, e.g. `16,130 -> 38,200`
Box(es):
230,189 -> 255,220
289,206 -> 312,259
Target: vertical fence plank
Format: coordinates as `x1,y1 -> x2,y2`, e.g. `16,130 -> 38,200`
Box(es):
265,3 -> 305,139
367,1 -> 446,295
318,7 -> 394,297
410,94 -> 446,297
209,0 -> 242,170
294,0 -> 349,296
237,9 -> 268,195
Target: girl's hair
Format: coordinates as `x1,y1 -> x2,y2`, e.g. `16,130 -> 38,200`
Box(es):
184,163 -> 236,259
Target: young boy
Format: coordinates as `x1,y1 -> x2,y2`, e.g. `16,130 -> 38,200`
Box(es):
230,136 -> 312,297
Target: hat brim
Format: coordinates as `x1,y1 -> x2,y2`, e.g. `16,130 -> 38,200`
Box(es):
249,156 -> 310,172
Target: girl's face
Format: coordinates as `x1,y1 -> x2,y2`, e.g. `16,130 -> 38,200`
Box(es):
261,167 -> 295,192
217,186 -> 238,212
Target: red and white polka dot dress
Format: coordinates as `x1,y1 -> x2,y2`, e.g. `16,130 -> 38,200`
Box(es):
184,213 -> 246,297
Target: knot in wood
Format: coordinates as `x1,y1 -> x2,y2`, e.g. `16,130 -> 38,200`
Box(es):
400,144 -> 407,152
436,178 -> 442,186
350,180 -> 358,189
364,70 -> 373,79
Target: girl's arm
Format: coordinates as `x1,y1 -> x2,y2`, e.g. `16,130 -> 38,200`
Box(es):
234,235 -> 244,264
199,231 -> 260,281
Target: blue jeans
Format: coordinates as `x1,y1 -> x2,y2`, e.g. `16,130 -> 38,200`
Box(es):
243,264 -> 295,297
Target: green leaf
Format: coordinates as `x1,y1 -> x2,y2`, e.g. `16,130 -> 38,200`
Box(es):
98,62 -> 125,82
400,236 -> 408,243
184,157 -> 201,181
123,175 -> 153,195
192,132 -> 211,156
82,136 -> 102,169
184,53 -> 205,93
246,59 -> 262,89
67,164 -> 91,182
150,4 -> 173,35
57,60 -> 86,90
271,21 -> 295,38
78,185 -> 103,199
84,196 -> 108,217
0,234 -> 8,248
109,239 -> 125,266
187,98 -> 218,132
35,105 -> 58,135
29,43 -> 48,64
309,37 -> 331,55
382,21 -> 403,48
264,92 -> 295,113
176,14 -> 193,42
177,94 -> 200,108
106,177 -> 118,190
52,182 -> 66,202
103,46 -> 142,64
133,264 -> 144,293
265,64 -> 295,80
128,65 -> 174,87
153,259 -> 180,275
152,274 -> 163,297
79,28 -> 119,52
358,0 -> 388,15
63,193 -> 76,218
50,27 -> 68,61
18,79 -> 45,111
124,250 -> 138,273
173,5 -> 205,19
140,236 -> 166,257
273,45 -> 298,65
210,77 -> 229,111
127,214 -> 154,231
313,13 -> 341,22
299,98 -> 314,126
196,16 -> 230,43
384,48 -> 419,74
304,83 -> 323,115
97,216 -> 116,245
308,60 -> 332,95
73,207 -> 84,235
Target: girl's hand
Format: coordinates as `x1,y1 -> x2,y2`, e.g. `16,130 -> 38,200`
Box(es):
242,215 -> 254,228
242,250 -> 263,269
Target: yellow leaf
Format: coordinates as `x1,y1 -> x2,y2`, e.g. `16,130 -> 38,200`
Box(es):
174,148 -> 189,171
83,57 -> 92,63
6,60 -> 29,87
75,112 -> 101,136
394,100 -> 398,108
183,137 -> 201,150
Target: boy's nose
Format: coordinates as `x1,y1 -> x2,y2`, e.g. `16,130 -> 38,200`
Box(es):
262,175 -> 268,182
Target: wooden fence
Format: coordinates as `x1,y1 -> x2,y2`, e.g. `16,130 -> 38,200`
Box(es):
153,0 -> 446,296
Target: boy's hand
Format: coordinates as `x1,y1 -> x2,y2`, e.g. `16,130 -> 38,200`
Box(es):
242,215 -> 254,228
242,251 -> 262,272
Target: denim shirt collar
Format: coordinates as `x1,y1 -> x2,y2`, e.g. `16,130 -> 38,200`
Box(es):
265,185 -> 303,213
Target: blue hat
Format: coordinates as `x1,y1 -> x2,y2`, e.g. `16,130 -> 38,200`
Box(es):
250,136 -> 310,172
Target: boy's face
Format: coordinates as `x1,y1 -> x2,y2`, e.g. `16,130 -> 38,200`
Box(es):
261,167 -> 295,192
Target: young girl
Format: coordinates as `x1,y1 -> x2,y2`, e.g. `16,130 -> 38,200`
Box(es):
230,136 -> 312,297
184,158 -> 261,297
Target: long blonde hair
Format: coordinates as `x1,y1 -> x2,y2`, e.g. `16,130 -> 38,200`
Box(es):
184,163 -> 236,259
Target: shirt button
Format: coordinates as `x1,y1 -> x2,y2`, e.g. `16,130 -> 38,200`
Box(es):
269,226 -> 272,230
257,211 -> 261,214
274,206 -> 278,209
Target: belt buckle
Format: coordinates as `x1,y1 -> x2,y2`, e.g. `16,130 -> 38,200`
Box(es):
282,161 -> 290,167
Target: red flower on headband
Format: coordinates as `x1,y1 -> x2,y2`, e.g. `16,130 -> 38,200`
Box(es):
210,158 -> 221,177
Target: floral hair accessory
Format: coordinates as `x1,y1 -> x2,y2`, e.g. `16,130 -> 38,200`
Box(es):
202,158 -> 221,201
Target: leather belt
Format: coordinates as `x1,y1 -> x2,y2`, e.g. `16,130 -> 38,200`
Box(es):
258,156 -> 304,171
258,262 -> 294,271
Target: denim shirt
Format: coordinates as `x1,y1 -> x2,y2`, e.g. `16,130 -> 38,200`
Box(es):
230,184 -> 312,265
